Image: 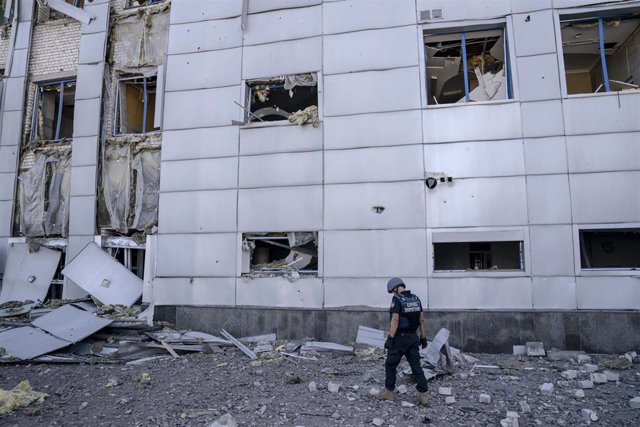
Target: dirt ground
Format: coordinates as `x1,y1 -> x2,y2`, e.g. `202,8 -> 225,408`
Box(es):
1,348 -> 639,427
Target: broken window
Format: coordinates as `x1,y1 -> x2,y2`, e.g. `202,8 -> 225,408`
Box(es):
1,0 -> 13,23
424,28 -> 512,105
433,241 -> 524,271
125,0 -> 164,8
114,75 -> 159,135
242,232 -> 318,279
579,229 -> 640,269
102,235 -> 146,280
40,0 -> 85,21
561,12 -> 640,94
245,73 -> 319,126
30,80 -> 76,142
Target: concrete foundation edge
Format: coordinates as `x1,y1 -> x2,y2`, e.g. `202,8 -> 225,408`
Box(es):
154,306 -> 640,354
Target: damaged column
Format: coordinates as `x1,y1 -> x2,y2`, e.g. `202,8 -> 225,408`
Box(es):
64,0 -> 111,298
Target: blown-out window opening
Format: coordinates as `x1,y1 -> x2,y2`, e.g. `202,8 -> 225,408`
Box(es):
241,232 -> 318,278
30,80 -> 76,143
114,75 -> 159,135
434,241 -> 524,272
579,229 -> 640,269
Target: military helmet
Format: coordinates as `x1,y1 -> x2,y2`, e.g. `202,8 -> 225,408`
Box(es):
387,277 -> 405,293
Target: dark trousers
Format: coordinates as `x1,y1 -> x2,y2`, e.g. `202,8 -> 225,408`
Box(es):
384,333 -> 429,393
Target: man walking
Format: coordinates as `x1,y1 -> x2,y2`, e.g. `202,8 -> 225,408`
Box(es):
377,277 -> 429,406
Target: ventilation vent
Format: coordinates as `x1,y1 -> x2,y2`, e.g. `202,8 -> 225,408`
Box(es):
419,10 -> 431,21
419,9 -> 444,21
432,8 -> 443,19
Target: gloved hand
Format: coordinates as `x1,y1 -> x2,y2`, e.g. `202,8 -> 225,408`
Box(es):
384,336 -> 394,350
420,337 -> 428,349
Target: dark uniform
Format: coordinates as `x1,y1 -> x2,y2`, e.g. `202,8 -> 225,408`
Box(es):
384,290 -> 429,393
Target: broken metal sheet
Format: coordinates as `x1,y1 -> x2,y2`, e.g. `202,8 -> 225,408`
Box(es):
420,328 -> 450,365
355,326 -> 386,349
0,243 -> 61,304
61,242 -> 143,306
0,326 -> 70,360
32,304 -> 112,343
238,333 -> 277,344
42,0 -> 96,24
183,331 -> 232,345
220,329 -> 257,360
301,341 -> 354,354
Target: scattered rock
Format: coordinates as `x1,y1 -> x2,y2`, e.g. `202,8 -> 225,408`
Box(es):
630,397 -> 640,409
583,364 -> 599,373
369,387 -> 381,396
603,371 -> 620,382
500,410 -> 520,427
327,382 -> 340,393
438,387 -> 452,396
561,370 -> 579,380
372,418 -> 384,426
397,384 -> 408,394
519,400 -> 531,413
208,414 -> 237,427
577,355 -> 592,365
308,381 -> 316,392
526,342 -> 545,357
445,396 -> 456,405
590,373 -> 607,384
479,393 -> 491,403
401,401 -> 415,407
574,389 -> 585,398
539,383 -> 554,395
513,345 -> 526,356
581,409 -> 598,422
578,380 -> 594,389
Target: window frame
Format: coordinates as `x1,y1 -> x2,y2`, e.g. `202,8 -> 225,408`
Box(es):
124,0 -> 164,9
29,79 -> 77,143
555,4 -> 640,97
421,18 -> 518,108
113,74 -> 159,136
573,223 -> 640,276
428,227 -> 530,277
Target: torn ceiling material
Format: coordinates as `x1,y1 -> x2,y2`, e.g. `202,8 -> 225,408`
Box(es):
0,243 -> 61,305
62,242 -> 143,306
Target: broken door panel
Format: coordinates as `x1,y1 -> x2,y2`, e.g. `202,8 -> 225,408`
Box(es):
61,242 -> 143,306
0,243 -> 61,304
32,304 -> 112,343
0,326 -> 70,360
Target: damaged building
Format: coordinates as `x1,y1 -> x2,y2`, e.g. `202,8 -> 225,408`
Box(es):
0,0 -> 639,353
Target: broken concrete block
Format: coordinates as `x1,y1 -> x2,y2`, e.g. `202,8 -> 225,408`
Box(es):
372,418 -> 384,427
327,382 -> 340,393
504,411 -> 520,427
396,385 -> 407,395
578,380 -> 594,389
525,342 -> 545,357
629,397 -> 640,409
604,370 -> 620,382
590,373 -> 607,384
401,401 -> 415,407
574,389 -> 585,398
539,383 -> 554,395
438,386 -> 452,396
513,345 -> 526,356
479,393 -> 491,403
577,354 -> 592,365
546,350 -> 585,362
445,396 -> 456,405
369,387 -> 381,396
519,400 -> 531,413
308,381 -> 316,392
583,364 -> 599,373
209,413 -> 238,427
561,370 -> 579,380
581,409 -> 598,422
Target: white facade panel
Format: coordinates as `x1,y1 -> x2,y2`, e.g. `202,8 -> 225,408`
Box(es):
0,201 -> 11,235
72,99 -> 101,137
563,92 -> 640,135
238,185 -> 322,231
3,78 -> 25,112
163,86 -> 241,130
429,277 -> 532,309
532,277 -> 576,309
324,277 -> 427,308
323,0 -> 416,34
68,196 -> 96,236
160,157 -> 238,192
71,136 -> 99,167
427,177 -> 528,227
248,0 -> 321,14
158,190 -> 237,233
510,0 -> 553,14
567,132 -> 640,173
577,277 -> 640,310
425,139 -> 524,178
520,100 -> 564,138
512,10 -> 556,57
167,18 -> 243,55
170,0 -> 242,24
324,67 -> 421,116
0,147 -> 18,173
0,111 -> 22,146
324,182 -> 426,230
82,2 -> 110,34
242,37 -> 322,80
417,0 -> 510,22
239,151 -> 323,188
323,26 -> 418,75
324,110 -> 422,150
526,174 -> 571,224
529,225 -> 575,275
156,233 -> 237,277
325,145 -> 424,183
570,172 -> 640,223
236,277 -> 323,308
323,229 -> 427,277
162,126 -> 239,161
165,48 -> 242,91
423,102 -> 522,143
75,63 -> 104,100
69,166 -> 96,197
0,173 -> 14,201
154,277 -> 236,306
240,124 -> 322,155
243,6 -> 321,46
524,137 -> 568,175
516,54 -> 562,101
78,32 -> 106,64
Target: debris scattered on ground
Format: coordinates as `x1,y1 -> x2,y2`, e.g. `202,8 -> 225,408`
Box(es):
0,380 -> 48,415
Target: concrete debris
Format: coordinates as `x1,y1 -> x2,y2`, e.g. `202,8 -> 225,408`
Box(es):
629,397 -> 640,409
327,381 -> 340,393
308,381 -> 316,392
577,355 -> 592,365
590,373 -> 607,384
604,370 -> 620,382
539,383 -> 554,395
525,342 -> 545,357
519,400 -> 531,413
356,326 -> 386,349
578,380 -> 594,389
574,389 -> 585,398
546,350 -> 585,362
301,341 -> 353,355
401,401 -> 415,407
500,411 -> 520,427
208,413 -> 238,427
581,408 -> 598,422
438,386 -> 452,396
561,370 -> 579,380
583,364 -> 599,373
479,393 -> 491,403
372,418 -> 384,426
0,380 -> 48,415
397,385 -> 407,394
512,345 -> 526,356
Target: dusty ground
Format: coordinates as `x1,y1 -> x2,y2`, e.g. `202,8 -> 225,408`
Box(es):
1,348 -> 639,427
